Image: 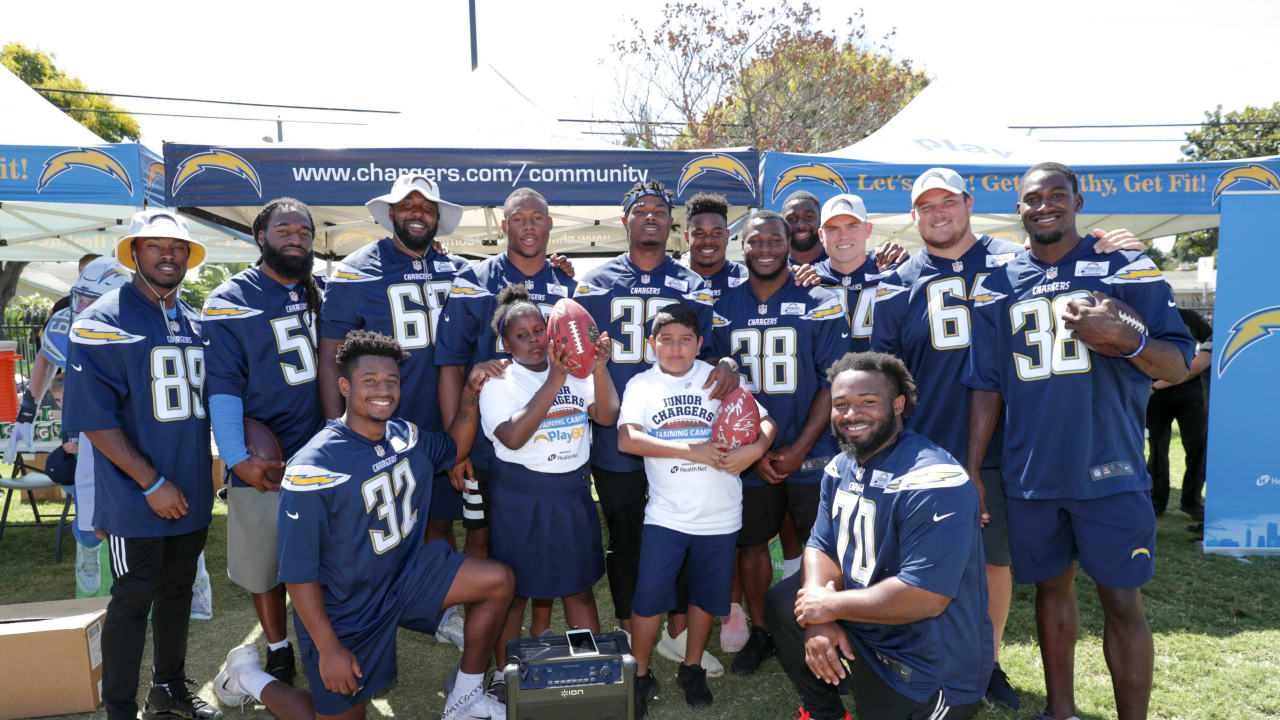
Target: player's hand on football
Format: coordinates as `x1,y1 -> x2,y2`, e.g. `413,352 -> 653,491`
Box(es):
592,332 -> 612,372
752,452 -> 787,484
233,446 -> 283,492
704,358 -> 741,400
144,479 -> 189,520
803,622 -> 854,686
1063,291 -> 1134,349
718,444 -> 764,474
549,253 -> 576,278
319,645 -> 363,696
795,580 -> 840,626
875,241 -> 908,270
791,263 -> 822,287
1091,227 -> 1144,254
448,457 -> 474,492
548,338 -> 578,380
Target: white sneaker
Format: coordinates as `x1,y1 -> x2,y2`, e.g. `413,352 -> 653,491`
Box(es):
214,644 -> 262,708
720,603 -> 750,652
655,622 -> 725,678
435,606 -> 466,650
441,682 -> 507,719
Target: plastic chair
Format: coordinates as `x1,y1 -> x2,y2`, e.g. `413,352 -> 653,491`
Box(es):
0,453 -> 75,561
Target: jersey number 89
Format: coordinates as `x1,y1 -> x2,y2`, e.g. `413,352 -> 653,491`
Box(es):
151,346 -> 205,422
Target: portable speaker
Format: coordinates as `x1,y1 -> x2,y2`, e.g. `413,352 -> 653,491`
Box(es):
502,630 -> 635,720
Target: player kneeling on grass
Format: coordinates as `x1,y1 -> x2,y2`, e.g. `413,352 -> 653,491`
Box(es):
214,330 -> 515,720
765,352 -> 992,720
479,286 -> 619,683
617,304 -> 777,717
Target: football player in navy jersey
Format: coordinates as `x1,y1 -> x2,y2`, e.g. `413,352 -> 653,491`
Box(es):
811,194 -> 882,353
435,187 -> 576,560
203,197 -> 326,685
213,330 -> 514,720
964,162 -> 1194,720
767,352 -> 991,720
64,210 -> 222,720
710,211 -> 847,677
685,192 -> 747,299
782,191 -> 826,266
573,179 -> 738,673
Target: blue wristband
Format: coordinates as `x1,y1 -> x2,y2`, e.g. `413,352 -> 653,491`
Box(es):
1119,333 -> 1148,359
143,476 -> 166,496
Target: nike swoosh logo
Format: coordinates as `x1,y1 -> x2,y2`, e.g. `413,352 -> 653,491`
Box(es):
933,512 -> 955,522
1167,300 -> 1177,307
70,362 -> 83,371
841,333 -> 850,339
286,511 -> 299,519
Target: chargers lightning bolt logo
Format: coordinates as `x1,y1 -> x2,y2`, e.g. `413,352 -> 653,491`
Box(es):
1218,306 -> 1280,377
37,148 -> 133,194
1211,164 -> 1280,205
677,153 -> 756,197
172,150 -> 263,197
146,162 -> 166,194
771,162 -> 848,202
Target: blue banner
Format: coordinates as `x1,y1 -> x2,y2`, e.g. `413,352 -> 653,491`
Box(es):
0,143 -> 164,206
163,145 -> 760,208
1203,191 -> 1280,555
759,154 -> 1280,215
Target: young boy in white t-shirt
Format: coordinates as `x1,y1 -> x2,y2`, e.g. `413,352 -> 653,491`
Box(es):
618,304 -> 777,716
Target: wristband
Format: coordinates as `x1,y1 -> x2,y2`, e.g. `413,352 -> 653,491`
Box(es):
1119,333 -> 1148,359
142,475 -> 166,496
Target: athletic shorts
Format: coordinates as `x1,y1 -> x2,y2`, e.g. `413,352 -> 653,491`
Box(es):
980,468 -> 1011,568
296,540 -> 466,715
739,481 -> 822,547
227,485 -> 282,594
429,470 -> 463,522
632,525 -> 737,617
1005,490 -> 1156,588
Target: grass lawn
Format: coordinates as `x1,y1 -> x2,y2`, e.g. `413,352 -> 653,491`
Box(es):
2,427 -> 1278,720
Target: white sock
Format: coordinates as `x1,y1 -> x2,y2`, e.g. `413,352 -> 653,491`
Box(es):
445,671 -> 484,706
240,669 -> 276,701
783,556 -> 802,578
267,638 -> 290,652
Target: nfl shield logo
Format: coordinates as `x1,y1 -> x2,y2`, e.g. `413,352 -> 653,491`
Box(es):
412,260 -> 423,270
375,446 -> 385,457
525,280 -> 534,289
640,274 -> 651,284
841,276 -> 851,286
1046,266 -> 1059,280
758,304 -> 768,314
168,321 -> 180,333
289,291 -> 298,301
952,261 -> 964,272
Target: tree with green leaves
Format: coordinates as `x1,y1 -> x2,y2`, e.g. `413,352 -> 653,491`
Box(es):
1174,102 -> 1280,263
611,1 -> 927,151
1,42 -> 141,142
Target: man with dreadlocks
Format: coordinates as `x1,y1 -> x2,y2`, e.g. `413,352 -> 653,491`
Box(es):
202,197 -> 326,686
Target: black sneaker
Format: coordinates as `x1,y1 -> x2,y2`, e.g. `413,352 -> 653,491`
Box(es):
265,643 -> 296,684
731,626 -> 775,676
677,663 -> 713,707
634,671 -> 659,719
142,679 -> 224,720
984,661 -> 1020,710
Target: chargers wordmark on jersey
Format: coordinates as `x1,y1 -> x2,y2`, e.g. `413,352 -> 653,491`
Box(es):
69,318 -> 145,345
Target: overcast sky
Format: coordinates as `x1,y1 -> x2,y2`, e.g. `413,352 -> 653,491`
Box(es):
4,0 -> 1278,162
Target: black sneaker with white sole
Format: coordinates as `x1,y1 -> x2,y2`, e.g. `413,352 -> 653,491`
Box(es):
265,644 -> 296,685
142,679 -> 224,720
984,661 -> 1020,710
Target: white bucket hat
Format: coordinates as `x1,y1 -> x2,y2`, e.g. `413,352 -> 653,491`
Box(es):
365,174 -> 464,237
115,208 -> 205,271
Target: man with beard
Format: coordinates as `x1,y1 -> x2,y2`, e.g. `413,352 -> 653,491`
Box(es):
318,175 -> 472,648
573,179 -> 737,674
202,197 -> 326,685
710,211 -> 847,677
64,210 -> 222,720
765,351 -> 991,720
435,188 -> 575,558
782,192 -> 825,266
964,162 -> 1193,720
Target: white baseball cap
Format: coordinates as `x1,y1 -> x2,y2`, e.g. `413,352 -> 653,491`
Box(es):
365,174 -> 464,237
911,168 -> 967,206
115,209 -> 205,271
820,194 -> 868,226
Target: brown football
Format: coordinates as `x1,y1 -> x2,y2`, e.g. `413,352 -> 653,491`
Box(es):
1071,292 -> 1148,358
244,417 -> 286,484
547,298 -> 600,379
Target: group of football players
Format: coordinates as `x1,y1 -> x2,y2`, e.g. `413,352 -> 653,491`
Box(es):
30,159 -> 1193,720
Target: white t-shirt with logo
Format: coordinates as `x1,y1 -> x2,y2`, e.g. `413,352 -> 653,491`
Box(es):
480,363 -> 594,474
619,360 -> 765,535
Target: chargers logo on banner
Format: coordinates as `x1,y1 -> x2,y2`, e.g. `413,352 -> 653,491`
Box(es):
771,162 -> 848,202
172,149 -> 262,197
37,148 -> 133,195
1211,164 -> 1280,205
147,161 -> 166,194
677,153 -> 755,197
1218,305 -> 1280,377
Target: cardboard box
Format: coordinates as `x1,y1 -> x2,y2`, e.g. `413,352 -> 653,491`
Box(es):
0,597 -> 110,719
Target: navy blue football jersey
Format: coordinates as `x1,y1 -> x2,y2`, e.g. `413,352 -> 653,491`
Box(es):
277,419 -> 455,638
203,267 -> 325,484
573,254 -> 716,472
63,284 -> 213,538
434,253 -> 576,470
808,431 -> 992,706
320,237 -> 470,432
962,238 -> 1196,499
871,237 -> 1023,467
710,279 -> 846,485
693,260 -> 748,301
813,253 -> 881,352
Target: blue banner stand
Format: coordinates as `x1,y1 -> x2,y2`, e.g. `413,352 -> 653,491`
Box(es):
1203,191 -> 1280,555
